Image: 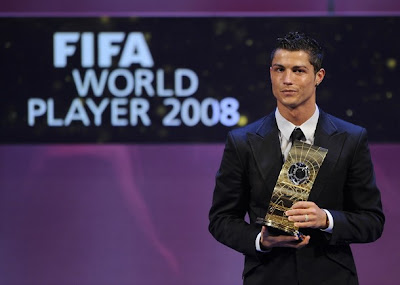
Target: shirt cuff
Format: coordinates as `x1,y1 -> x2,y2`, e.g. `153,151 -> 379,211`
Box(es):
321,209 -> 334,233
255,232 -> 271,252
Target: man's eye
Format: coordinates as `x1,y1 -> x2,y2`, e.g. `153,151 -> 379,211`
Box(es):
294,69 -> 305,73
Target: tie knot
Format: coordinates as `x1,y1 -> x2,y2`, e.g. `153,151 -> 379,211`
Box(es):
291,128 -> 306,143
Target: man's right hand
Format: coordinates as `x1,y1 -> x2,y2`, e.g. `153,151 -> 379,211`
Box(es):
260,226 -> 310,250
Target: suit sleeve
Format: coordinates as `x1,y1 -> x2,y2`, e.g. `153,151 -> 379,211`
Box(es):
208,131 -> 261,258
329,128 -> 385,245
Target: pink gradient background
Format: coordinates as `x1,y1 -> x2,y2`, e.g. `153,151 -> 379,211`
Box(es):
1,0 -> 400,15
0,144 -> 398,284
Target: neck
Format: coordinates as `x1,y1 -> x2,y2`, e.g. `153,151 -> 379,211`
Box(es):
277,104 -> 316,126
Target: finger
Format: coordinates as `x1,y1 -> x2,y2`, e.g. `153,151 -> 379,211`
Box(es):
295,221 -> 314,228
286,209 -> 307,216
269,235 -> 310,248
288,235 -> 311,247
295,235 -> 311,248
282,240 -> 306,248
269,234 -> 299,243
291,201 -> 315,209
288,214 -> 314,223
287,207 -> 319,217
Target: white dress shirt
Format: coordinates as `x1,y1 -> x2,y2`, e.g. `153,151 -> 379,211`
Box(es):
256,106 -> 334,252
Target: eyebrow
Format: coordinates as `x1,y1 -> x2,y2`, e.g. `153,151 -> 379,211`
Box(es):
272,64 -> 309,70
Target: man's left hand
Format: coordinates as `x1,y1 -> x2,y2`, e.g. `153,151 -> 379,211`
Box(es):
285,201 -> 328,229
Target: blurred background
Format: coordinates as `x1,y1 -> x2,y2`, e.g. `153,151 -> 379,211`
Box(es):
0,1 -> 399,285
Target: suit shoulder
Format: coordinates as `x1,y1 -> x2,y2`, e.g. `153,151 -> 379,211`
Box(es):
229,116 -> 269,139
325,113 -> 366,135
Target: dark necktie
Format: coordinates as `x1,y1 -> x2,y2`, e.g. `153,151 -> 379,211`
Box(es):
290,127 -> 306,143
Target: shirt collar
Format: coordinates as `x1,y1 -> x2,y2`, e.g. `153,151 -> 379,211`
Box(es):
275,106 -> 320,142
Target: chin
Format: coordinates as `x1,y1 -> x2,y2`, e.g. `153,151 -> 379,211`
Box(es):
280,100 -> 299,109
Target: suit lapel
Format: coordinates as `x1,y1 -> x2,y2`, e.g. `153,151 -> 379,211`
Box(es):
246,110 -> 347,202
309,110 -> 346,202
248,113 -> 282,194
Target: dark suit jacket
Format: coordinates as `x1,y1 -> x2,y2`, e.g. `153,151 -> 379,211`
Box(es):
209,110 -> 385,285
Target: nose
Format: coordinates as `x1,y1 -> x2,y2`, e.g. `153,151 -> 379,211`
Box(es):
283,70 -> 293,85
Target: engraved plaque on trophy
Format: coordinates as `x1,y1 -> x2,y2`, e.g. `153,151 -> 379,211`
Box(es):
256,140 -> 328,239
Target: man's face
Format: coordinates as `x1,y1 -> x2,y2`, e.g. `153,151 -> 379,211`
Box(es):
270,49 -> 325,111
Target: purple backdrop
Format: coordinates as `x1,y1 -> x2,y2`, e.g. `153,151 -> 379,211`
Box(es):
0,144 -> 398,284
1,0 -> 400,14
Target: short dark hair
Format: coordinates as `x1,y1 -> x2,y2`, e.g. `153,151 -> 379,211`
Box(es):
270,32 -> 324,73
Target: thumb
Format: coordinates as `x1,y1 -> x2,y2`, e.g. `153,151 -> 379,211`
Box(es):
261,226 -> 268,237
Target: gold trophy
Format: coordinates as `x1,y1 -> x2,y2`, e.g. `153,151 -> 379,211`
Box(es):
256,141 -> 328,239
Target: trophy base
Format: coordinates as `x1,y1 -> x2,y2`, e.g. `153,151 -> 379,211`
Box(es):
256,217 -> 304,241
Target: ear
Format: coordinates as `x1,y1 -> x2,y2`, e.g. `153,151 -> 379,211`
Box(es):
269,66 -> 273,79
315,68 -> 325,87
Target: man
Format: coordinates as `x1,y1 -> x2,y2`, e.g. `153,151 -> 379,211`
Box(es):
208,32 -> 384,285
